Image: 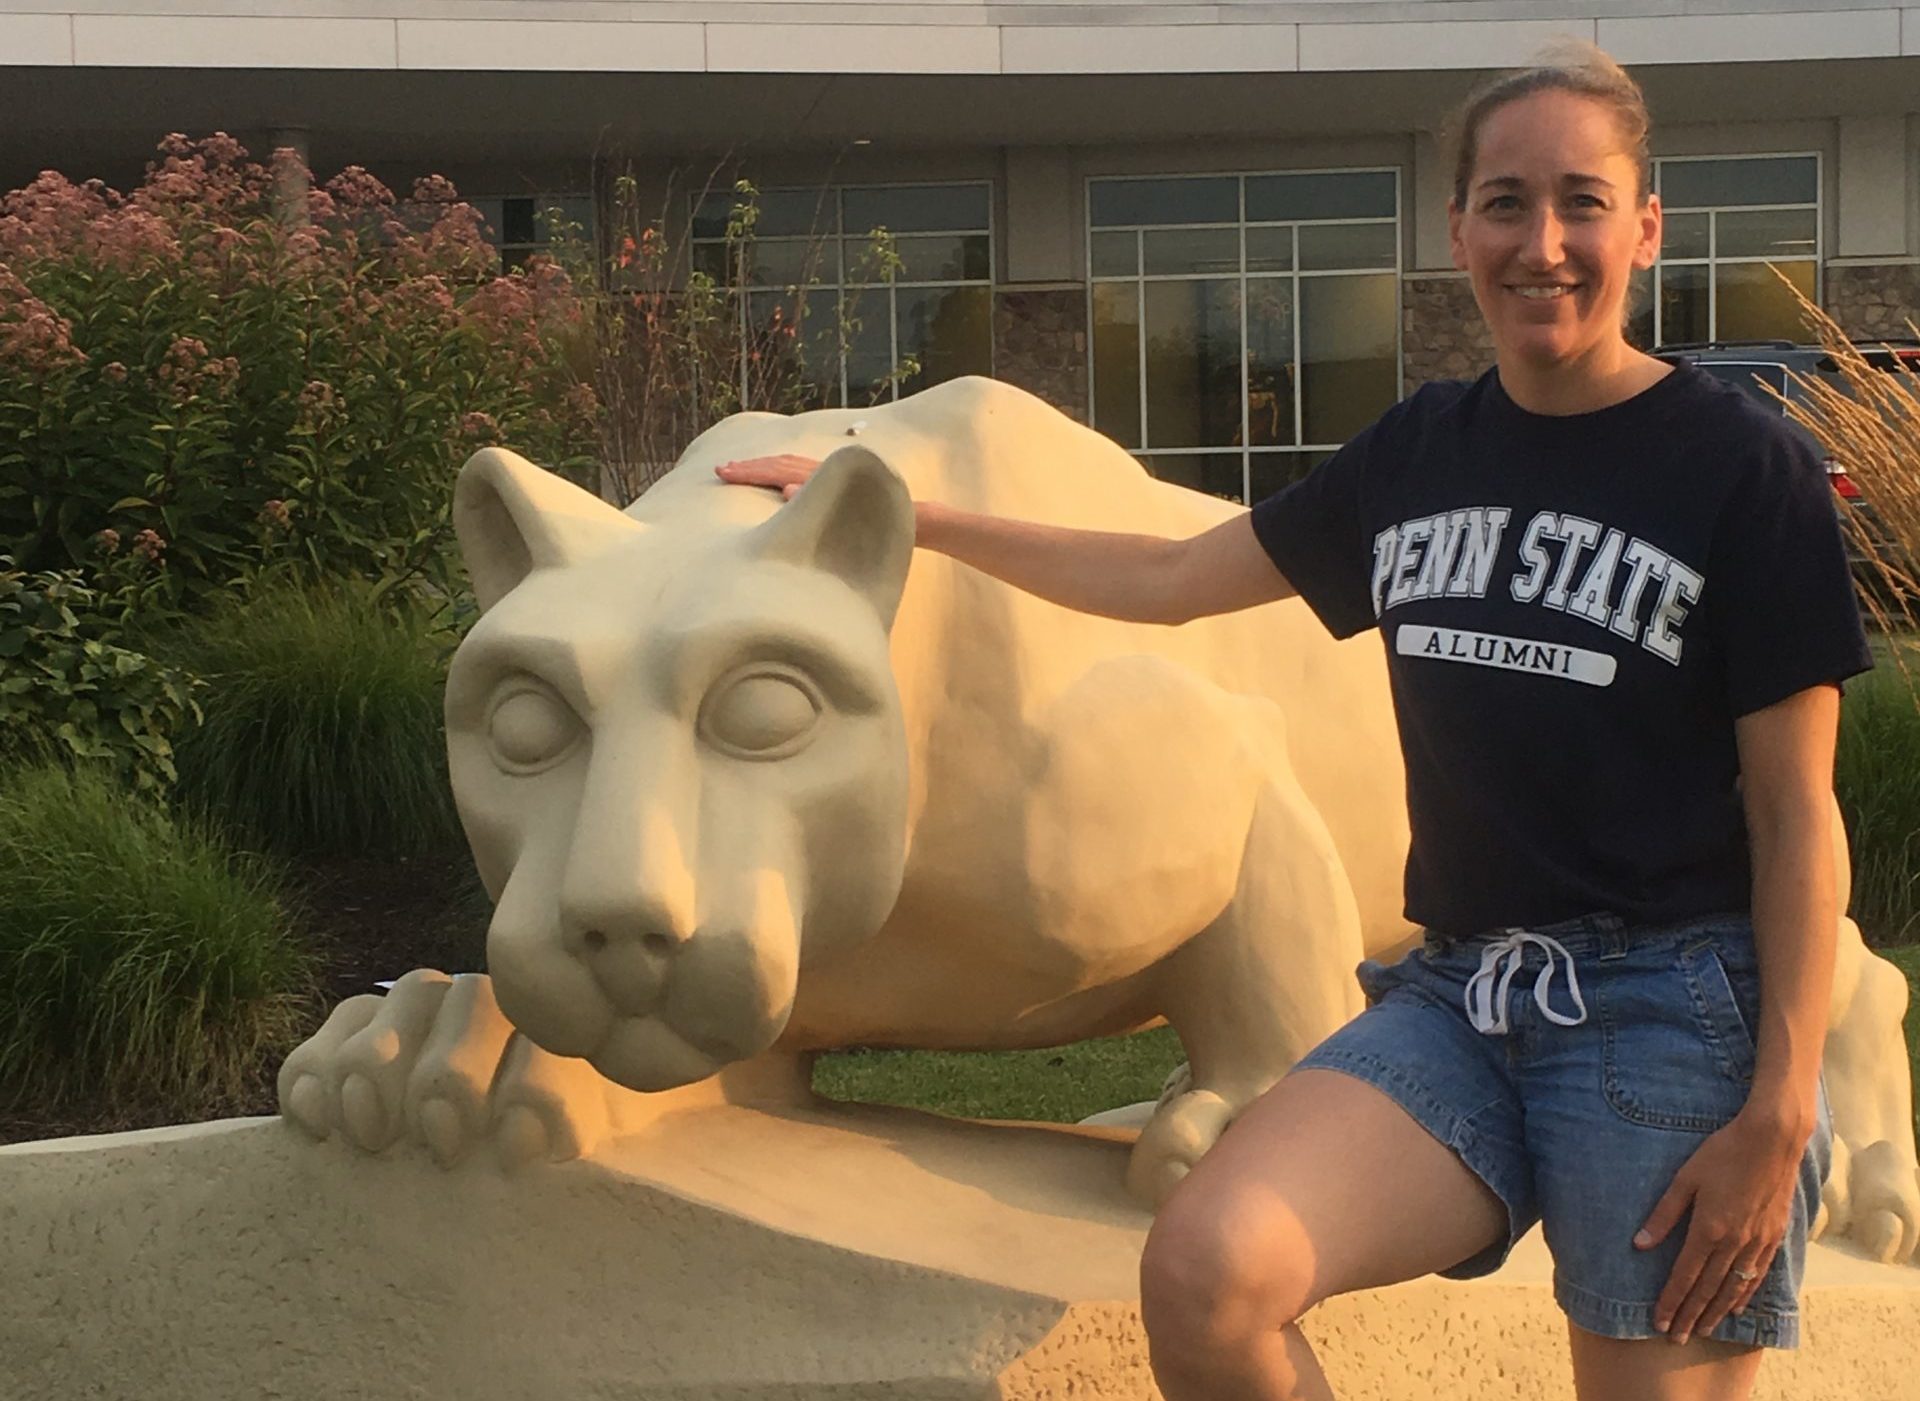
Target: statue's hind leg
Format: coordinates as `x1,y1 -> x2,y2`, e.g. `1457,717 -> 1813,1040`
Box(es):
1128,719 -> 1368,1208
1819,916 -> 1920,1264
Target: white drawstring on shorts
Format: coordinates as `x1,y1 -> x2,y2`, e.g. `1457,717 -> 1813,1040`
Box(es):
1463,929 -> 1589,1036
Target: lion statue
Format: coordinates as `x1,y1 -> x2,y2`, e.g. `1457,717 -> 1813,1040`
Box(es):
278,376 -> 1919,1263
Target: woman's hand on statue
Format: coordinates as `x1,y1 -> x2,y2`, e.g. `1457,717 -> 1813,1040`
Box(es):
715,455 -> 822,500
1633,1105 -> 1809,1344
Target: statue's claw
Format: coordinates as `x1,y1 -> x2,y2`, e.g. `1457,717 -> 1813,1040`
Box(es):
279,969 -> 617,1172
488,1033 -> 613,1169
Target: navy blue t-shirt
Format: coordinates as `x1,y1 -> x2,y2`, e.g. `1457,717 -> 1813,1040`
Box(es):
1251,362 -> 1872,937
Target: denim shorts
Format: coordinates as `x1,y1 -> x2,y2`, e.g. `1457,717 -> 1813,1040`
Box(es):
1293,911 -> 1830,1349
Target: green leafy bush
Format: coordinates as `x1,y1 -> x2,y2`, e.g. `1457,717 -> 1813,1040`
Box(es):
0,134 -> 598,609
1837,662 -> 1920,945
0,761 -> 311,1114
160,579 -> 460,857
0,558 -> 199,792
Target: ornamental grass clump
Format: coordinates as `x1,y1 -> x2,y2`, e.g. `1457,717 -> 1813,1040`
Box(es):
1773,277 -> 1920,945
1836,659 -> 1920,944
0,760 -> 311,1115
161,579 -> 460,858
0,134 -> 598,611
1772,283 -> 1920,639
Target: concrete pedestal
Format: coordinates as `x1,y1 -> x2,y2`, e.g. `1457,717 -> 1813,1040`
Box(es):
2,1106 -> 1915,1399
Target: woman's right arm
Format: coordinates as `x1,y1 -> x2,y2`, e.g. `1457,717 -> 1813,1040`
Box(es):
716,455 -> 1296,627
918,502 -> 1296,626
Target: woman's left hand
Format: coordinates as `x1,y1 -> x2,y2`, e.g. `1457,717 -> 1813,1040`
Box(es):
1634,1103 -> 1812,1343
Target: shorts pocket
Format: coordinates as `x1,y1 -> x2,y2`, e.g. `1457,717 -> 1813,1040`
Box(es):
1597,943 -> 1756,1133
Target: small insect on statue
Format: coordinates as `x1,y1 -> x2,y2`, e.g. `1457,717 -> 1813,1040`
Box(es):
280,376 -> 1920,1262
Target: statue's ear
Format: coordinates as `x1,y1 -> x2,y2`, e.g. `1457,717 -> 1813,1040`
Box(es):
454,448 -> 640,612
743,444 -> 915,628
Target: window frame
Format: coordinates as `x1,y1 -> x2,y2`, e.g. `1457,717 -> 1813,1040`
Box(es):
1646,152 -> 1823,347
469,192 -> 596,274
686,178 -> 996,408
1084,166 -> 1405,505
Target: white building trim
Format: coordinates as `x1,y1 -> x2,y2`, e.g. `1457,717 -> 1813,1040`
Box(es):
5,0 -> 1919,73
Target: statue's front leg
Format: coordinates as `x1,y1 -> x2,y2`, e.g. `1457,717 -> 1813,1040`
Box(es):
278,969 -> 617,1168
1130,742 -> 1368,1209
1817,918 -> 1920,1264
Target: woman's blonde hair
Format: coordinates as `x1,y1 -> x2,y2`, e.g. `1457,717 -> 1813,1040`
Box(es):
1448,41 -> 1653,208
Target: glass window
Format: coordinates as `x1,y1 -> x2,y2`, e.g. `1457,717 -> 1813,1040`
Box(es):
691,181 -> 993,406
1090,177 -> 1238,228
472,194 -> 594,272
1646,154 -> 1820,346
1659,156 -> 1817,211
1092,283 -> 1143,449
1660,212 -> 1710,261
1300,274 -> 1398,445
1246,170 -> 1396,223
1297,222 -> 1397,272
1138,452 -> 1245,504
1247,450 -> 1328,502
1143,280 -> 1242,450
1714,207 -> 1818,260
1245,226 -> 1293,274
1143,228 -> 1239,277
1090,169 -> 1400,501
843,184 -> 990,235
1715,260 -> 1817,343
1091,230 -> 1138,278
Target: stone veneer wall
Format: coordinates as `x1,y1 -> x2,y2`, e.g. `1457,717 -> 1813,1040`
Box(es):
995,285 -> 1087,422
1824,263 -> 1920,342
1402,273 -> 1496,390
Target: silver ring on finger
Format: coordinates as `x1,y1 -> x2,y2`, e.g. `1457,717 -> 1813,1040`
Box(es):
1730,1267 -> 1760,1282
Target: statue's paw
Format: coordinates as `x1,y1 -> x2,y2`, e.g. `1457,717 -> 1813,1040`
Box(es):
1832,1140 -> 1920,1265
1816,1132 -> 1852,1243
486,1034 -> 613,1171
1127,1088 -> 1235,1209
400,973 -> 519,1167
277,969 -> 455,1152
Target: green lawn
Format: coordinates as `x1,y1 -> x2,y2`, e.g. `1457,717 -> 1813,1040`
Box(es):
816,955 -> 1920,1141
1882,943 -> 1920,1145
813,1025 -> 1184,1124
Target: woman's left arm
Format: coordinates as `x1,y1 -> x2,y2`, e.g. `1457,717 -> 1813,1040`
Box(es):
1637,682 -> 1842,1344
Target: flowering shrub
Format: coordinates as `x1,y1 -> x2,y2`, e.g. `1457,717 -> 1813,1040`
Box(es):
0,134 -> 598,610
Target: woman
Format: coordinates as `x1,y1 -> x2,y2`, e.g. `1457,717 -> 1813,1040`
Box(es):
718,46 -> 1869,1401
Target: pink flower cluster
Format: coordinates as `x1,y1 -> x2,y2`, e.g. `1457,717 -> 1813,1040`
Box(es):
296,378 -> 341,425
456,410 -> 500,444
155,335 -> 238,398
0,265 -> 87,373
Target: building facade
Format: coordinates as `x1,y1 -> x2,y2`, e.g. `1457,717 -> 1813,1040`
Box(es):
4,0 -> 1918,500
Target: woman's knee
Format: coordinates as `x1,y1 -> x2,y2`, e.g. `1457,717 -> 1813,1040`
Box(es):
1138,1186 -> 1316,1360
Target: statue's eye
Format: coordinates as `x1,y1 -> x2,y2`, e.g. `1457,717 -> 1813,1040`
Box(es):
488,686 -> 581,773
701,668 -> 821,759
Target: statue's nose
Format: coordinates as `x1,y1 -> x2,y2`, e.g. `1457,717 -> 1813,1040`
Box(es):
573,920 -> 690,1013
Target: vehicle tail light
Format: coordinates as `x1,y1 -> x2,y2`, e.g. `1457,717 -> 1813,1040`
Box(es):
1826,459 -> 1863,499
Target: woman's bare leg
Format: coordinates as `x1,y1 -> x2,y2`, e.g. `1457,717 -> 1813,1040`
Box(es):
1568,1327 -> 1765,1401
1139,1067 -> 1510,1401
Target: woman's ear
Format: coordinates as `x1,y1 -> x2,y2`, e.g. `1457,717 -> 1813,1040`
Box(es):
1632,192 -> 1663,271
1448,197 -> 1469,272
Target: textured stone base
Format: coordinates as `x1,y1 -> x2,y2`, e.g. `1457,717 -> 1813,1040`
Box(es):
3,1107 -> 1916,1400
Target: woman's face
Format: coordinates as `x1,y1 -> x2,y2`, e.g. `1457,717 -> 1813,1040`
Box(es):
1449,89 -> 1661,373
